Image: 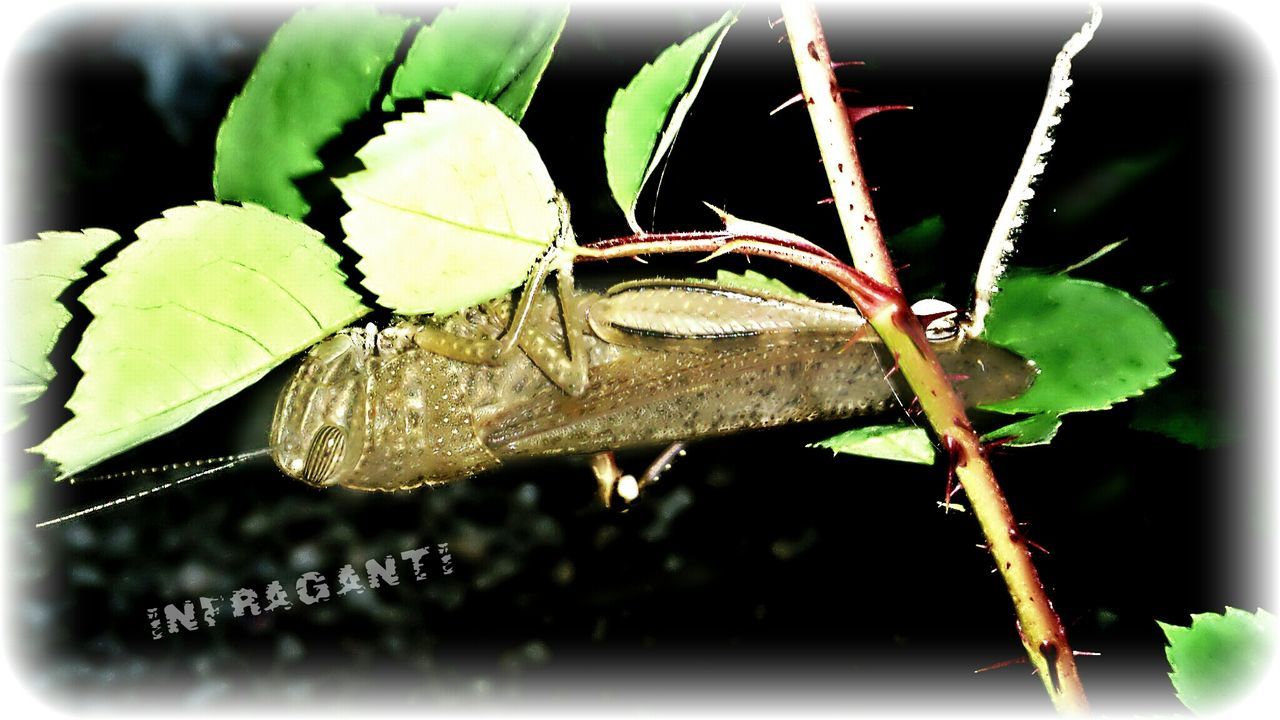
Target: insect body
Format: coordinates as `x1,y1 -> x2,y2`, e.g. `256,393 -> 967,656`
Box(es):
271,279 -> 1036,492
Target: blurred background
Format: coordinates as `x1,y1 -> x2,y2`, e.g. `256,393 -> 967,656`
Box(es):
4,3 -> 1266,714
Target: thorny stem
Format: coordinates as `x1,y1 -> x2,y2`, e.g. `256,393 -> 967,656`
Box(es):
577,232 -> 894,311
779,3 -> 1088,712
581,230 -> 1089,714
778,1 -> 900,288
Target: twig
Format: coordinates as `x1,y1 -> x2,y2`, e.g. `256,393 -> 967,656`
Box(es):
969,4 -> 1104,337
780,2 -> 1090,712
778,1 -> 900,288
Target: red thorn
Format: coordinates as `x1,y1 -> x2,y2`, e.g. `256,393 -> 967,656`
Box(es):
975,656 -> 1028,674
816,197 -> 835,205
942,435 -> 967,503
836,86 -> 863,96
882,351 -> 901,380
848,104 -> 913,125
768,16 -> 784,29
769,93 -> 805,116
1025,536 -> 1052,556
831,59 -> 866,69
946,373 -> 971,383
838,324 -> 873,353
777,34 -> 787,44
980,434 -> 1018,457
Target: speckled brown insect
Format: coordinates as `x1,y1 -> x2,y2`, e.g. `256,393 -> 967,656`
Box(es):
270,278 -> 1036,493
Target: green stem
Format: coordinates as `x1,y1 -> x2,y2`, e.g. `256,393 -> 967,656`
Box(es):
779,2 -> 1088,712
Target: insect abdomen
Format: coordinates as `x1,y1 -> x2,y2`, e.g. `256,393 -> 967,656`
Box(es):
479,336 -> 893,458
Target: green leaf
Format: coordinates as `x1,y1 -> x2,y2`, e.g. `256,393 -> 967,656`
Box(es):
335,95 -> 561,315
809,424 -> 936,465
1052,147 -> 1172,224
888,215 -> 944,256
710,270 -> 811,301
1130,380 -> 1224,449
887,215 -> 946,301
604,11 -> 736,231
214,7 -> 413,219
981,413 -> 1062,447
1159,607 -> 1276,714
383,4 -> 568,119
978,274 -> 1178,414
31,203 -> 368,479
4,229 -> 119,430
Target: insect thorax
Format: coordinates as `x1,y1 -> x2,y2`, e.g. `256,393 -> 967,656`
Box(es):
270,317 -> 506,493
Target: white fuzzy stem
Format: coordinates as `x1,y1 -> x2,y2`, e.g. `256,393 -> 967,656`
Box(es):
968,3 -> 1103,337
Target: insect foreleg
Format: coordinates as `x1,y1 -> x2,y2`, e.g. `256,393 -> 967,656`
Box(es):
492,240 -> 560,359
492,191 -> 578,360
416,192 -> 591,395
518,248 -> 590,396
412,324 -> 511,365
410,240 -> 563,369
414,265 -> 592,398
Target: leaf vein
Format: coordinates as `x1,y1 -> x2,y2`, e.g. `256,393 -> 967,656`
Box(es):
344,187 -> 548,248
220,259 -> 323,330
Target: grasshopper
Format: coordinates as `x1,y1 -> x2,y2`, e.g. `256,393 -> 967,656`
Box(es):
270,276 -> 1033,500
39,199 -> 1035,525
269,197 -> 1035,504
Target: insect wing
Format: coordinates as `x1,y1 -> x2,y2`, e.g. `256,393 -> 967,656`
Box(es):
586,279 -> 867,351
481,332 -> 879,454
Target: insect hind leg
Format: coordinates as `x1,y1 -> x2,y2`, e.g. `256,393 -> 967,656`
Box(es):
588,441 -> 689,509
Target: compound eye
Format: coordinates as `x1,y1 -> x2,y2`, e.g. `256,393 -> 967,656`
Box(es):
910,298 -> 960,342
303,425 -> 347,485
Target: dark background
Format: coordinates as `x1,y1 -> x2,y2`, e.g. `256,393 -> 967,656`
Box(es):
5,3 -> 1266,714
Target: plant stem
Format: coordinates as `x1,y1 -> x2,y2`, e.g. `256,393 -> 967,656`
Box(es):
780,3 -> 1088,712
778,1 -> 899,288
578,230 -> 1084,712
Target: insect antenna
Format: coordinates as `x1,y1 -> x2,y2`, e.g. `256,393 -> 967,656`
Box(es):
65,449 -> 272,485
36,449 -> 272,529
867,339 -> 930,437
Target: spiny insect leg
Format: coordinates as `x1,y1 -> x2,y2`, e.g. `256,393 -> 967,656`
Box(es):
587,441 -> 688,510
639,441 -> 688,491
412,325 -> 508,365
514,255 -> 590,396
492,240 -> 561,360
